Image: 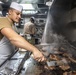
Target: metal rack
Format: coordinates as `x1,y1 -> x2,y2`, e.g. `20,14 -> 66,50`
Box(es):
0,49 -> 30,75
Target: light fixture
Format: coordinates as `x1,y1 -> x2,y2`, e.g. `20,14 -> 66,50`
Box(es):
46,0 -> 54,6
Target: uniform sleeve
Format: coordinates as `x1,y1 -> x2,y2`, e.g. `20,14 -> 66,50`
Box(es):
0,19 -> 12,30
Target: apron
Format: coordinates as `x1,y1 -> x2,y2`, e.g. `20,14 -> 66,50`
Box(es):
0,36 -> 16,65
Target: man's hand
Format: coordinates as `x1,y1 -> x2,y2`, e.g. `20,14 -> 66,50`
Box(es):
31,50 -> 46,62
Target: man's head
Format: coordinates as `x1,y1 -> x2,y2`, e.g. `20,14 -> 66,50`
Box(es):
30,17 -> 35,23
8,2 -> 23,23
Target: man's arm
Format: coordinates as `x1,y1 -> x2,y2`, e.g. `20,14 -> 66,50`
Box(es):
1,27 -> 45,62
1,27 -> 35,51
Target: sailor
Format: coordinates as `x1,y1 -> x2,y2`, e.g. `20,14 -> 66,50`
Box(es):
23,17 -> 36,44
0,2 -> 45,68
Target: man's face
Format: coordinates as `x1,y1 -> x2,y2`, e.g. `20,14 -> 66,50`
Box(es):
9,9 -> 22,23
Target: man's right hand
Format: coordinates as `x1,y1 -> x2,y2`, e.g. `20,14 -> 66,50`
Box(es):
31,50 -> 46,62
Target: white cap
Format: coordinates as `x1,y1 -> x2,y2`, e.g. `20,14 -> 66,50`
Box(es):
10,2 -> 23,12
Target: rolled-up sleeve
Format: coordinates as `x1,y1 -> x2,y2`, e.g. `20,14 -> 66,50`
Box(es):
0,18 -> 12,30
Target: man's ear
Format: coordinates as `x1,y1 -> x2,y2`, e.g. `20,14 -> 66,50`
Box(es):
8,9 -> 12,15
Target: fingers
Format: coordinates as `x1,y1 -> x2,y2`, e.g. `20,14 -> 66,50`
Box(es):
35,56 -> 46,62
35,59 -> 42,62
31,54 -> 46,62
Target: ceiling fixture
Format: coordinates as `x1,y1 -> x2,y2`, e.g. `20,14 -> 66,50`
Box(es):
46,0 -> 54,6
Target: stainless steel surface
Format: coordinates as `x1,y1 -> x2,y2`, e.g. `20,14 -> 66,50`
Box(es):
46,61 -> 57,66
0,50 -> 28,75
15,51 -> 30,75
22,57 -> 42,75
